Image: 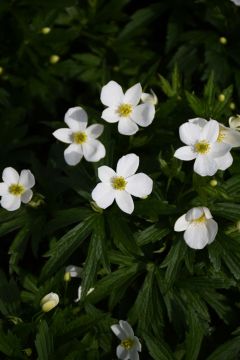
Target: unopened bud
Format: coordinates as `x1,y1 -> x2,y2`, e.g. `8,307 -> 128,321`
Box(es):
218,94 -> 225,102
219,37 -> 227,45
0,67 -> 4,75
40,292 -> 59,312
41,27 -> 51,35
210,179 -> 218,187
49,55 -> 60,64
64,272 -> 71,282
229,102 -> 236,110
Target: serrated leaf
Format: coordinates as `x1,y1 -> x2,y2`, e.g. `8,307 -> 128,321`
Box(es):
136,225 -> 170,246
35,320 -> 54,360
143,333 -> 176,360
185,310 -> 206,360
206,335 -> 240,360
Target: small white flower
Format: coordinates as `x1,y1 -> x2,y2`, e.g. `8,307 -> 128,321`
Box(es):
230,0 -> 240,5
100,81 -> 155,136
174,119 -> 231,176
40,292 -> 59,312
0,167 -> 35,211
74,286 -> 94,303
53,107 -> 106,166
141,89 -> 158,105
91,153 -> 153,214
174,206 -> 218,249
111,320 -> 141,360
229,115 -> 240,131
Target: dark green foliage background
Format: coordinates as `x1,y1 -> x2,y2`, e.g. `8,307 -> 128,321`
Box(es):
1,0 -> 240,358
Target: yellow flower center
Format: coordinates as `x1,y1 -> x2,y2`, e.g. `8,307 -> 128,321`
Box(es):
73,131 -> 87,144
217,130 -> 225,143
121,338 -> 134,349
194,141 -> 210,154
193,214 -> 206,223
111,176 -> 127,190
8,184 -> 25,196
117,103 -> 133,117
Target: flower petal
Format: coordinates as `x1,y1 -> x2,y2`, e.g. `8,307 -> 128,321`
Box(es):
2,167 -> 19,184
131,103 -> 155,127
0,183 -> 8,196
174,146 -> 197,161
202,207 -> 212,219
91,183 -> 115,209
101,107 -> 120,123
115,191 -> 134,214
123,83 -> 142,106
86,124 -> 104,139
98,166 -> 116,183
184,223 -> 209,249
223,128 -> 240,147
210,142 -> 231,157
194,155 -> 218,176
19,170 -> 35,189
174,214 -> 189,231
64,107 -> 88,131
179,123 -> 200,145
126,173 -> 153,197
117,154 -> 139,178
116,345 -> 128,360
134,337 -> 142,352
189,117 -> 207,128
65,265 -> 82,277
1,194 -> 21,211
64,144 -> 83,166
100,81 -> 124,107
82,139 -> 106,162
214,152 -> 233,171
21,190 -> 33,204
111,324 -> 126,340
53,129 -> 73,144
206,219 -> 218,244
118,118 -> 139,136
200,119 -> 219,143
185,207 -> 203,221
129,348 -> 140,360
119,320 -> 134,338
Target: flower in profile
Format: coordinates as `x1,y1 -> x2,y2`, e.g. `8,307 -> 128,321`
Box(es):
174,119 -> 231,176
64,265 -> 82,282
91,153 -> 153,214
174,206 -> 218,249
40,292 -> 59,312
100,81 -> 155,135
141,89 -> 158,105
0,167 -> 35,211
229,115 -> 240,131
111,320 -> 141,360
53,107 -> 106,166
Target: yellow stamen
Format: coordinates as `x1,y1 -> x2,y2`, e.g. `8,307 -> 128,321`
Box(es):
73,131 -> 87,144
111,176 -> 127,190
9,184 -> 25,196
193,214 -> 206,223
217,130 -> 225,143
121,338 -> 134,349
117,104 -> 132,117
194,141 -> 210,154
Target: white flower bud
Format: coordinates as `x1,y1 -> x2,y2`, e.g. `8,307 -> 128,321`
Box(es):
40,292 -> 59,312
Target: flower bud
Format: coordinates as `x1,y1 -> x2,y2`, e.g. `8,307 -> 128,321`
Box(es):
229,102 -> 236,110
219,37 -> 227,45
40,292 -> 59,312
49,55 -> 60,64
218,94 -> 225,102
64,272 -> 71,282
210,179 -> 218,187
41,27 -> 51,34
0,67 -> 4,75
229,115 -> 240,131
141,89 -> 158,105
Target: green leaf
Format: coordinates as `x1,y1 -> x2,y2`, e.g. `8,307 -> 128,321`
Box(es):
185,91 -> 205,116
206,335 -> 240,360
35,320 -> 54,360
136,225 -> 170,246
185,310 -> 206,360
143,333 -> 176,360
212,203 -> 240,221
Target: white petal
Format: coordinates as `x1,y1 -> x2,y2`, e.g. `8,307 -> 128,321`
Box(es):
65,265 -> 82,277
206,219 -> 218,244
134,337 -> 142,352
129,348 -> 140,360
214,152 -> 233,171
119,321 -> 134,338
0,183 -> 8,196
64,144 -> 83,166
98,166 -> 116,183
174,214 -> 189,231
229,116 -> 240,130
210,142 -> 231,157
111,325 -> 127,340
141,90 -> 158,105
189,117 -> 207,128
91,183 -> 115,209
185,207 -> 203,221
86,124 -> 104,139
53,128 -> 73,144
131,103 -> 155,127
21,190 -> 33,204
123,83 -> 142,106
200,119 -> 219,143
117,154 -> 139,178
118,118 -> 139,136
202,207 -> 212,219
115,191 -> 134,214
1,194 -> 21,211
82,139 -> 106,162
174,146 -> 197,161
2,167 -> 19,184
184,223 -> 209,249
100,81 -> 124,107
194,155 -> 218,176
223,128 -> 240,147
179,123 -> 200,145
101,107 -> 120,123
64,107 -> 88,131
74,286 -> 82,303
116,345 -> 128,360
126,173 -> 153,197
19,170 -> 35,189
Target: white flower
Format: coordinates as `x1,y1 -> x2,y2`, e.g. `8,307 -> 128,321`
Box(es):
40,292 -> 59,312
64,265 -> 82,281
229,115 -> 240,131
100,81 -> 155,136
174,206 -> 218,249
230,0 -> 240,5
0,167 -> 35,211
91,154 -> 153,214
141,89 -> 158,105
53,107 -> 106,166
174,119 -> 231,176
74,286 -> 94,303
111,320 -> 141,360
